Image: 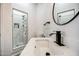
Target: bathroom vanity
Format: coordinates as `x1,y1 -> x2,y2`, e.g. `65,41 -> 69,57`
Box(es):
20,38 -> 76,56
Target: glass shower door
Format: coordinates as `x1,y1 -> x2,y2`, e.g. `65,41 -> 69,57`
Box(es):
12,9 -> 28,49
13,14 -> 24,48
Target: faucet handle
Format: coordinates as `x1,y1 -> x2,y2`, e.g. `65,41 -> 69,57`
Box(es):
49,33 -> 54,36
49,31 -> 57,36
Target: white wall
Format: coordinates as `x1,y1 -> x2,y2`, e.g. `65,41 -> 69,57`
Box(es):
1,3 -> 12,56
36,3 -> 79,55
36,4 -> 52,37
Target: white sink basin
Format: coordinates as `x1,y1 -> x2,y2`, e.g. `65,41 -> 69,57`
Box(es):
35,39 -> 49,48
20,38 -> 77,56
34,39 -> 54,56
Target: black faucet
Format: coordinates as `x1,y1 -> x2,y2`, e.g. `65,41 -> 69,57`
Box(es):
55,31 -> 64,46
49,31 -> 65,46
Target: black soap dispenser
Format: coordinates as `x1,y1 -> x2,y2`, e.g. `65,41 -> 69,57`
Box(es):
55,31 -> 64,46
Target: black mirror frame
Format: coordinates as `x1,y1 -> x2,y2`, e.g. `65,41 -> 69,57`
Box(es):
52,3 -> 79,26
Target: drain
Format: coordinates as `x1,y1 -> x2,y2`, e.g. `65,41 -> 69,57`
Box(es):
46,52 -> 50,56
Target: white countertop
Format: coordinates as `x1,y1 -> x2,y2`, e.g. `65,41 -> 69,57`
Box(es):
20,38 -> 77,56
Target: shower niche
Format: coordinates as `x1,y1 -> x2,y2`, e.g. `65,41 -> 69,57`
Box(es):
12,8 -> 28,55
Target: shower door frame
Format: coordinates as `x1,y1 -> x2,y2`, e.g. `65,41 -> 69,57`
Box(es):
12,8 -> 28,55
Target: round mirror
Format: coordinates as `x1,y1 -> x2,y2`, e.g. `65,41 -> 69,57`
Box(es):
52,3 -> 79,25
